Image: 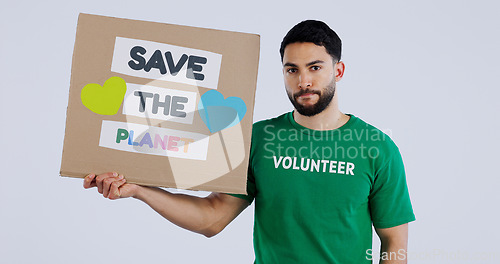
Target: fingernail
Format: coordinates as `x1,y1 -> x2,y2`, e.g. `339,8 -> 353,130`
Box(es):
113,172 -> 118,176
118,174 -> 124,179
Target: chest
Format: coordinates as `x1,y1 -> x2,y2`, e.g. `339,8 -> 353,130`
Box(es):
252,140 -> 375,212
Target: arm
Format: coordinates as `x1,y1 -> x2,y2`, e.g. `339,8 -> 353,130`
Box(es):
374,223 -> 408,264
83,172 -> 250,237
133,187 -> 249,237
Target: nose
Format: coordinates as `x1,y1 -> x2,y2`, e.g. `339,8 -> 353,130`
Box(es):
298,72 -> 312,89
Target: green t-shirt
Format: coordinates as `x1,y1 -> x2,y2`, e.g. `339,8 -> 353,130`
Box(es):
231,112 -> 415,264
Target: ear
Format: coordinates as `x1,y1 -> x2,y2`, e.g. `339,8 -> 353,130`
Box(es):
334,61 -> 345,82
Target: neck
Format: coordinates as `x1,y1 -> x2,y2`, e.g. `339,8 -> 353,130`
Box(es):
293,97 -> 349,130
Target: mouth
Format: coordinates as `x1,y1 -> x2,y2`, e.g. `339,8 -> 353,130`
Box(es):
298,93 -> 316,98
294,90 -> 320,100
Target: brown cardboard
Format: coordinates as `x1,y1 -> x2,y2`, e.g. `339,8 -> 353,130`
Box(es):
60,13 -> 260,194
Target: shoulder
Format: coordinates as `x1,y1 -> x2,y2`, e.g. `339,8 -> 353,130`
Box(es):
348,115 -> 401,159
251,112 -> 290,135
247,112 -> 290,162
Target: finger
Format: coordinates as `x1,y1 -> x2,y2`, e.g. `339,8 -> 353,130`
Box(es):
96,172 -> 118,194
96,175 -> 103,194
83,174 -> 95,189
104,174 -> 124,198
102,175 -> 120,198
108,177 -> 126,200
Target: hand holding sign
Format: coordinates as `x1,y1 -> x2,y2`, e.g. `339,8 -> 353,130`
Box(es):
83,172 -> 139,200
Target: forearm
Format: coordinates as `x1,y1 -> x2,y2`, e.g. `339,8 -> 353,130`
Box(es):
379,242 -> 407,264
375,224 -> 409,264
133,186 -> 219,237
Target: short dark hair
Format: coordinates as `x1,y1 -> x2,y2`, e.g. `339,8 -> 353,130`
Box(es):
280,20 -> 342,62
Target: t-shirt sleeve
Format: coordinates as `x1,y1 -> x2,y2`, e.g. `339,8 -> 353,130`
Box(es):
227,164 -> 256,204
369,149 -> 416,229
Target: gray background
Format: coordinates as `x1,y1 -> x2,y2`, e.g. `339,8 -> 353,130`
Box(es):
1,0 -> 499,263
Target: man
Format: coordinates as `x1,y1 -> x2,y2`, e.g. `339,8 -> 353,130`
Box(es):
84,20 -> 415,263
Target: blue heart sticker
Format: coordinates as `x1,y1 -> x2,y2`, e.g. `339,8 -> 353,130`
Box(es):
198,90 -> 247,133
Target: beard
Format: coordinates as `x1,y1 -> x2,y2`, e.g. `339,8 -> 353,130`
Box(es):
287,81 -> 336,117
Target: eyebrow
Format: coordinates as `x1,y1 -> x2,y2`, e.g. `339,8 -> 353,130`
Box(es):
283,60 -> 325,68
306,60 -> 325,66
283,62 -> 298,68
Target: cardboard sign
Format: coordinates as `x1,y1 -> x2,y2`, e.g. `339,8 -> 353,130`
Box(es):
60,14 -> 260,194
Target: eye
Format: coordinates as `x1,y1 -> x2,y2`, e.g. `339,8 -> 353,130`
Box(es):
286,68 -> 297,74
311,65 -> 321,71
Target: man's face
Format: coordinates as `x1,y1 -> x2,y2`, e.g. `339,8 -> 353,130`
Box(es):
282,42 -> 339,116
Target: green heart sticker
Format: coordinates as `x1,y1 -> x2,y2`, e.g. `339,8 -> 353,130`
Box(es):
81,76 -> 127,115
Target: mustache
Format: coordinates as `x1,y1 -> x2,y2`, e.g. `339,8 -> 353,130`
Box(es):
293,89 -> 321,99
